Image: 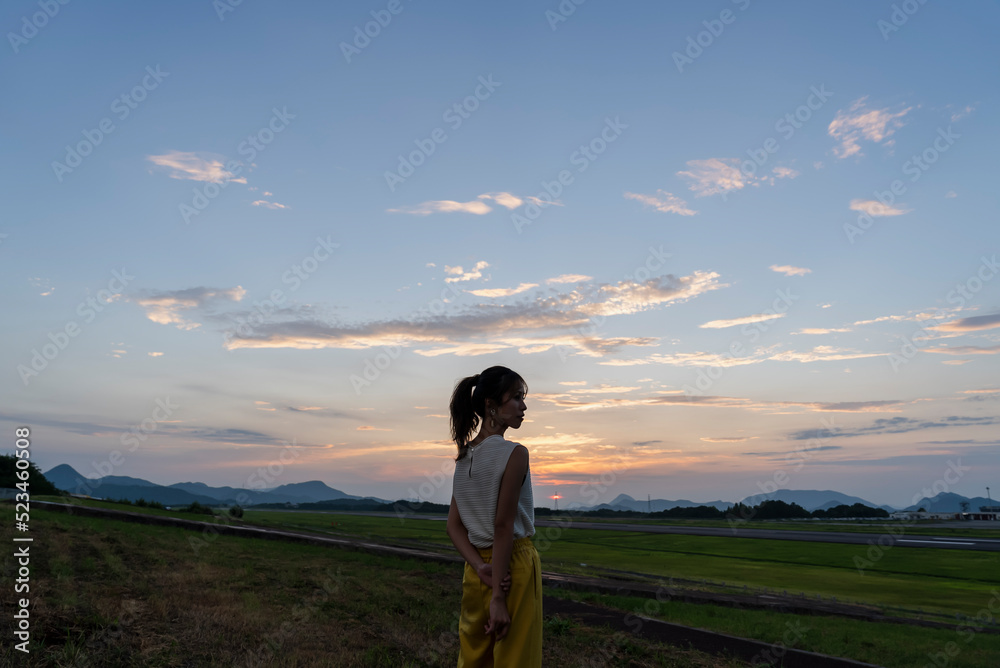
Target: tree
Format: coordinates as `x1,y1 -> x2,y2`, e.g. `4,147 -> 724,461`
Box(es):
0,454 -> 59,495
183,501 -> 215,516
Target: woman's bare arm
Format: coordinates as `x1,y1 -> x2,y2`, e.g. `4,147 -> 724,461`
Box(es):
447,496 -> 486,570
485,444 -> 529,639
448,495 -> 513,591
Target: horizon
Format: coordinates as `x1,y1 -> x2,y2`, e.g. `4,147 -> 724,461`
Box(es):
3,2 -> 999,511
41,461 -> 994,511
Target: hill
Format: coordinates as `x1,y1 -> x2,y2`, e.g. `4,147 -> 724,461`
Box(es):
904,492 -> 994,513
588,493 -> 731,512
738,489 -> 882,512
42,464 -> 385,507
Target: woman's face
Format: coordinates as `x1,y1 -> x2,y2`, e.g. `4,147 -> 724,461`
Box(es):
495,386 -> 527,430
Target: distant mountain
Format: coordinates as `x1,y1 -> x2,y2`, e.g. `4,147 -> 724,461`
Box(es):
85,484 -> 221,506
96,475 -> 161,488
905,493 -> 993,513
591,493 -> 732,513
268,480 -> 358,502
44,464 -> 100,493
738,489 -> 881,512
575,490 -> 899,514
42,464 -> 386,507
813,499 -> 898,513
170,482 -> 248,501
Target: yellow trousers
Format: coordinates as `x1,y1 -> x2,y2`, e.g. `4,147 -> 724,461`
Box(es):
458,537 -> 542,667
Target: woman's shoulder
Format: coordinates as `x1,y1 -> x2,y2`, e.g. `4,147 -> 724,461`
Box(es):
496,435 -> 524,449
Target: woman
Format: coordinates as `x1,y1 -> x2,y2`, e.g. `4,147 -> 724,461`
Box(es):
446,366 -> 542,667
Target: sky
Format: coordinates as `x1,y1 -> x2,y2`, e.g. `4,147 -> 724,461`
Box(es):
2,1 -> 998,510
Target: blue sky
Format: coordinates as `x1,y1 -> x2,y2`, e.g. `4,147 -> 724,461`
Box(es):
3,0 -> 998,508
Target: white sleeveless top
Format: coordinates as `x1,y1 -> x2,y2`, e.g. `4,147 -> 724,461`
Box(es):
452,435 -> 535,548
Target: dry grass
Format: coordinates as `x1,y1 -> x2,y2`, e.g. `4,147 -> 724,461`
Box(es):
1,507 -> 746,667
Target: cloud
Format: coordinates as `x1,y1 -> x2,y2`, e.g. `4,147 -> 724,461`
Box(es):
849,199 -> 910,217
700,436 -> 757,443
677,158 -> 746,197
771,166 -> 799,180
926,344 -> 1000,356
222,270 -> 720,357
547,274 -> 592,284
251,200 -> 288,210
566,385 -> 640,395
146,151 -> 246,183
478,192 -> 523,209
677,160 -> 799,198
770,264 -> 811,277
444,261 -> 489,283
132,286 -> 246,330
853,310 -> 945,326
148,351 -> 164,357
414,342 -> 512,357
699,313 -> 785,329
387,191 -> 560,216
579,271 -> 725,317
742,445 -> 842,460
601,350 -> 770,368
793,327 -> 851,335
603,344 -> 885,367
788,415 -> 1000,441
945,190 -> 957,198
932,313 -> 1000,333
357,425 -> 391,431
828,97 -> 912,158
624,190 -> 697,216
0,408 -> 306,448
949,104 -> 975,123
468,283 -> 538,298
387,199 -> 492,216
29,277 -> 55,296
768,346 -> 885,363
530,391 -> 907,414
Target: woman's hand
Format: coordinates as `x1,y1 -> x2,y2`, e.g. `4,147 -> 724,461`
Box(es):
484,595 -> 511,640
475,563 -> 511,593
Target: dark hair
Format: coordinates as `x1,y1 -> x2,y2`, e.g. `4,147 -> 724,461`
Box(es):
449,366 -> 527,461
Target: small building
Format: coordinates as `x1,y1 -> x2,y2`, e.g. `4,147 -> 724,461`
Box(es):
961,508 -> 1000,521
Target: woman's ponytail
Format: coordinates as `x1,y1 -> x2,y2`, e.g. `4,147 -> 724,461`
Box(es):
449,367 -> 527,461
450,374 -> 480,461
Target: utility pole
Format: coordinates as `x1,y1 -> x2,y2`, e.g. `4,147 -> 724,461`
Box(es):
647,494 -> 651,513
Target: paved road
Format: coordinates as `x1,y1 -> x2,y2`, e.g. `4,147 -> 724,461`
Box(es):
309,510 -> 1000,551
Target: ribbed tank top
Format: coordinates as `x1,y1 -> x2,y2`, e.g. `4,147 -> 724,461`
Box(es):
452,435 -> 535,549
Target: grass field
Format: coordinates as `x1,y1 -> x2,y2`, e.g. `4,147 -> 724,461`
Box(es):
240,509 -> 1000,666
240,510 -> 1000,619
1,505 -> 748,667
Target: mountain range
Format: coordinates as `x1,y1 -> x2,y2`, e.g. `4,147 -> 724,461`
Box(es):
570,489 -> 995,514
43,464 -> 390,507
40,464 -> 994,513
